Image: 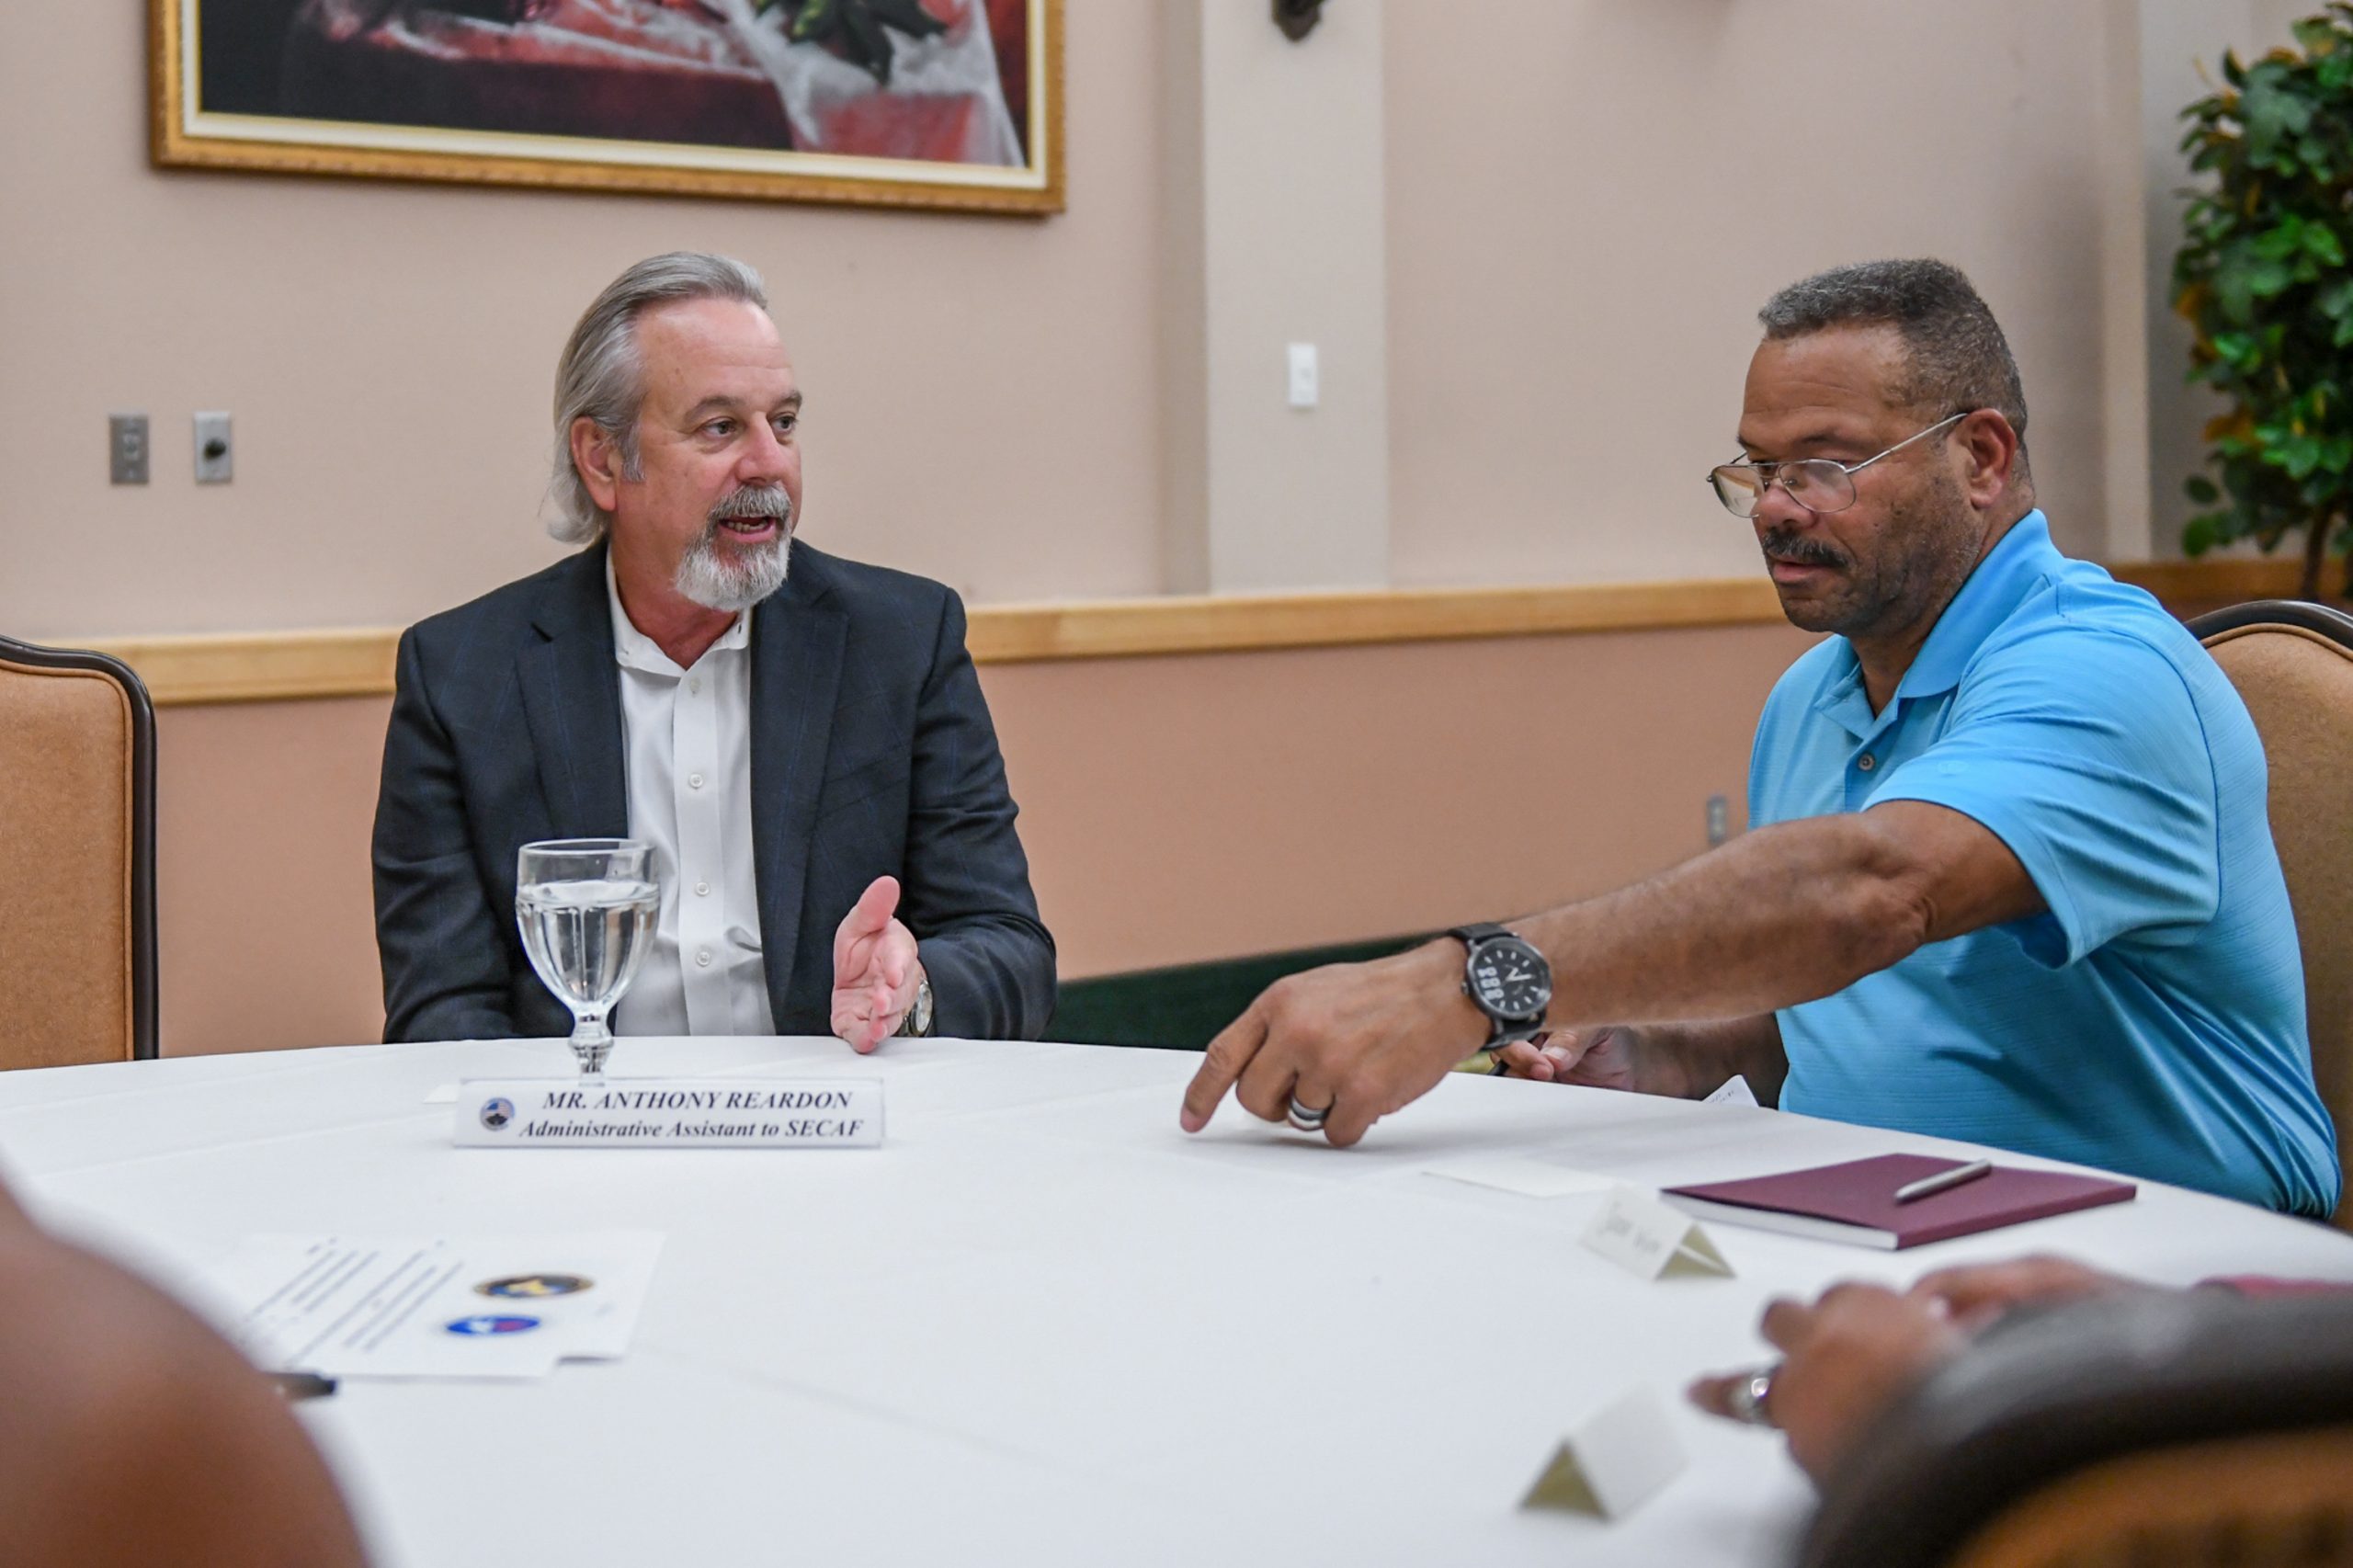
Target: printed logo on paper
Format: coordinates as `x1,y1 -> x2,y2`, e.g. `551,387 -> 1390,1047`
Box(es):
479,1096 -> 516,1131
444,1314 -> 541,1336
475,1273 -> 594,1299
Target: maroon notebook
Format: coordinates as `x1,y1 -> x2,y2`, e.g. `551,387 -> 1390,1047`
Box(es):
1664,1154 -> 2136,1250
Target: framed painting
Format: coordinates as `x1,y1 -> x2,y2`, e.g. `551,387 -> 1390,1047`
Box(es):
151,0 -> 1062,213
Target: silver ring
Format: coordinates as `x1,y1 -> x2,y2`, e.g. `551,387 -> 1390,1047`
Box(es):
1722,1366 -> 1778,1426
1285,1095 -> 1330,1132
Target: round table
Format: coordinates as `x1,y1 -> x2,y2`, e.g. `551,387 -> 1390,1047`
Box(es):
6,1035 -> 2348,1567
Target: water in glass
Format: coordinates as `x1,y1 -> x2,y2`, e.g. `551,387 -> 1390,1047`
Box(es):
517,878 -> 658,1015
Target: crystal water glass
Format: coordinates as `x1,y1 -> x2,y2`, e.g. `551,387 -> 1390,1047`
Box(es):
515,839 -> 659,1078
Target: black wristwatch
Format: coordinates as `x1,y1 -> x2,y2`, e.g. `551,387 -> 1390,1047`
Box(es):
1447,923 -> 1552,1048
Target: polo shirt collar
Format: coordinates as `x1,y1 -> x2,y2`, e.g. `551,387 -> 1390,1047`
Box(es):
1807,509 -> 2057,740
605,553 -> 749,679
1894,509 -> 2057,701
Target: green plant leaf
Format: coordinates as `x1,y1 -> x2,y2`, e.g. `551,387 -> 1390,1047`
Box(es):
2245,256 -> 2297,297
2185,513 -> 2224,554
2186,474 -> 2222,504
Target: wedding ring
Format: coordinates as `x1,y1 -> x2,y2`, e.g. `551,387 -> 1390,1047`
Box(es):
1722,1366 -> 1778,1426
1285,1096 -> 1331,1132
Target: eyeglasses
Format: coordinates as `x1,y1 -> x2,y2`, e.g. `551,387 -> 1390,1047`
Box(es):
1706,411 -> 1972,518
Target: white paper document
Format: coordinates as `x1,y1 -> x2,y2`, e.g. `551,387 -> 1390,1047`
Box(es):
1421,1154 -> 1616,1199
207,1232 -> 662,1381
1702,1074 -> 1759,1108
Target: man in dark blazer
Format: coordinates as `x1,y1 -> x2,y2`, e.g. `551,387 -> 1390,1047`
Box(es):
372,253 -> 1053,1047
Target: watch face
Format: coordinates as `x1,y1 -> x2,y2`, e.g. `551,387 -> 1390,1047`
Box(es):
1468,937 -> 1551,1020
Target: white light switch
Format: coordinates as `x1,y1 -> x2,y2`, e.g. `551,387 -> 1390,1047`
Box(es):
1287,342 -> 1319,408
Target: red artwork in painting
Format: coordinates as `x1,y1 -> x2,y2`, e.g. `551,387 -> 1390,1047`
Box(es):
204,0 -> 1032,165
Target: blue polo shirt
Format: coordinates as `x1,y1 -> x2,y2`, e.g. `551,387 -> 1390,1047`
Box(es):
1749,512 -> 2338,1214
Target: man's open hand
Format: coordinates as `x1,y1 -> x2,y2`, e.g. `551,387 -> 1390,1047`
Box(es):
830,875 -> 921,1052
1178,941 -> 1487,1146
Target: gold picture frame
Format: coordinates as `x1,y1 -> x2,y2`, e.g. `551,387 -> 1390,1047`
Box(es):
151,0 -> 1063,215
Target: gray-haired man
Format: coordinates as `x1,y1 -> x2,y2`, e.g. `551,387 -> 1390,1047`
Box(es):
372,252 -> 1054,1049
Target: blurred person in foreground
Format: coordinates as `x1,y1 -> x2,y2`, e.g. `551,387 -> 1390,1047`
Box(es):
0,1176 -> 366,1565
1688,1254 -> 2350,1484
1178,257 -> 2336,1216
372,252 -> 1052,1051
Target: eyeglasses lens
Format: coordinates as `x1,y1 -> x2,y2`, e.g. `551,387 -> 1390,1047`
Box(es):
1780,460 -> 1854,514
1710,460 -> 1857,517
1710,466 -> 1766,517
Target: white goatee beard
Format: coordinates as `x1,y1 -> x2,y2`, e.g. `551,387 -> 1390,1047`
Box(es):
674,489 -> 793,613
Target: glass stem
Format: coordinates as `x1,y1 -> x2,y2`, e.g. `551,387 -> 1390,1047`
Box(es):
571,1008 -> 613,1080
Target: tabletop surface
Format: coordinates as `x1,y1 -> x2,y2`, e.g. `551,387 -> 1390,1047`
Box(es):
5,1034 -> 2349,1567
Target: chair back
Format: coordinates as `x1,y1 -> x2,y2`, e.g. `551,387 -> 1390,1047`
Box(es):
2191,599 -> 2353,1229
1800,1289 -> 2353,1568
0,636 -> 157,1065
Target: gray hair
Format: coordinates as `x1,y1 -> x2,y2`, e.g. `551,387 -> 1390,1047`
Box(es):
548,252 -> 770,543
1758,259 -> 2029,474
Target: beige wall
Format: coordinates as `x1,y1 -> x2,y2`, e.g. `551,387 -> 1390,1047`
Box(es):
1,6 -> 1167,642
1384,1 -> 2131,587
5,2 -> 2154,645
153,622 -> 1811,1056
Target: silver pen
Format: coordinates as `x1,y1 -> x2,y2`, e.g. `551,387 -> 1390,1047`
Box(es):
1893,1159 -> 1993,1204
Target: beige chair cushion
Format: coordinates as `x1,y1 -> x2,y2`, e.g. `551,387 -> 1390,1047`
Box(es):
1945,1426 -> 2353,1568
2203,623 -> 2353,1227
0,658 -> 137,1068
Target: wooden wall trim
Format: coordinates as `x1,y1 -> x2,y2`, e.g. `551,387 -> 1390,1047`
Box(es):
76,560 -> 2327,707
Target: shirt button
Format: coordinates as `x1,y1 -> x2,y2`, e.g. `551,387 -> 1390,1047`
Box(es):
695,949 -> 713,969
688,677 -> 701,695
1857,754 -> 1877,772
688,771 -> 705,790
695,880 -> 710,897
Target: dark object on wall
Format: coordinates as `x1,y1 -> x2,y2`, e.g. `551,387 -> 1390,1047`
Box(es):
1272,0 -> 1322,43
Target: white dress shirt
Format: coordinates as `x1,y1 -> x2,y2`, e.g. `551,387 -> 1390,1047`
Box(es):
606,561 -> 777,1037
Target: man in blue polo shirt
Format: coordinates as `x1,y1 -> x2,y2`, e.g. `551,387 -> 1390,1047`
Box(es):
1176,258 -> 2337,1216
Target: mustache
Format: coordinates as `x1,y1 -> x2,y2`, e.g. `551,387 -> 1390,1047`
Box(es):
708,484 -> 794,526
1757,527 -> 1849,570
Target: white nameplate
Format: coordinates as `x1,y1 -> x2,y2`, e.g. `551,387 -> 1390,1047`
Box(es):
454,1079 -> 883,1149
1578,1185 -> 1733,1280
1520,1385 -> 1688,1518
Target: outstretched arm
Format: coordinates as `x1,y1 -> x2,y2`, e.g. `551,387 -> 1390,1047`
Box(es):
1183,800 -> 2038,1144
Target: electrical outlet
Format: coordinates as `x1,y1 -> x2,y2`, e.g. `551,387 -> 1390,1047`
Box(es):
109,414 -> 149,485
1706,794 -> 1731,846
194,412 -> 233,483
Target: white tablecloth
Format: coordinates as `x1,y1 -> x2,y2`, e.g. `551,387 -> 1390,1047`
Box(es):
4,1035 -> 2348,1567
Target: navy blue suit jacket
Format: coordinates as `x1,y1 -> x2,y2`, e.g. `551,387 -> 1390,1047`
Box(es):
370,540 -> 1055,1043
